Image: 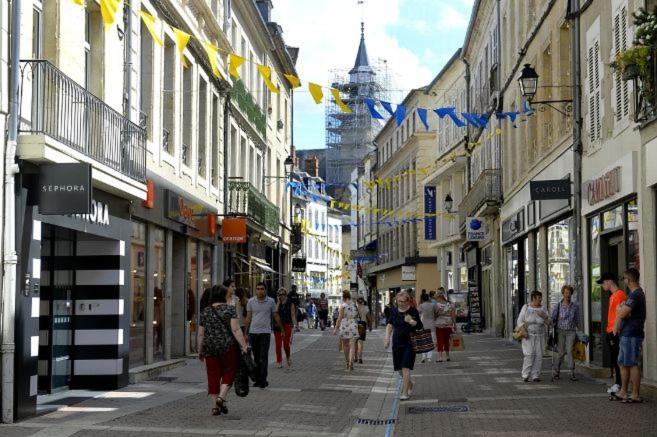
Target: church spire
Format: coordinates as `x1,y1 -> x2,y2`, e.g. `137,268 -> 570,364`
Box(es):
350,21 -> 372,74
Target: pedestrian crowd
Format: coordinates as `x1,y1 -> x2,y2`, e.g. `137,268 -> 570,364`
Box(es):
194,270 -> 647,416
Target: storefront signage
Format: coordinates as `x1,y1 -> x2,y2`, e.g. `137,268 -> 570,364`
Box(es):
530,179 -> 571,200
292,257 -> 307,272
402,265 -> 416,281
424,186 -> 436,240
466,217 -> 488,241
166,190 -> 203,228
468,285 -> 482,332
587,167 -> 621,206
70,199 -> 110,226
38,163 -> 92,215
222,218 -> 247,243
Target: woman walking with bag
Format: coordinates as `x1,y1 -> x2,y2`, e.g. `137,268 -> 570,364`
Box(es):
551,285 -> 580,381
355,297 -> 370,364
434,290 -> 456,362
517,290 -> 549,382
384,290 -> 423,400
274,288 -> 296,368
198,285 -> 248,416
334,290 -> 360,370
418,292 -> 435,363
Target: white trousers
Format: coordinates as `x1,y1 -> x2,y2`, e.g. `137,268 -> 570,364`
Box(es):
521,334 -> 545,379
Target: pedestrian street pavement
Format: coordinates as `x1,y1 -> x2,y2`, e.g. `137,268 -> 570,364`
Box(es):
2,330 -> 657,437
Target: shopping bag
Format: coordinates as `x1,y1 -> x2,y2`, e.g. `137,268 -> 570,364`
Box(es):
241,349 -> 257,382
410,329 -> 434,353
450,334 -> 465,351
234,363 -> 249,397
573,340 -> 586,362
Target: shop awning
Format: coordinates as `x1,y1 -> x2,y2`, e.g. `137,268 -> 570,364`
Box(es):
250,256 -> 276,273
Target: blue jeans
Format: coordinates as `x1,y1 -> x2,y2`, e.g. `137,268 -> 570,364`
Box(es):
618,336 -> 643,367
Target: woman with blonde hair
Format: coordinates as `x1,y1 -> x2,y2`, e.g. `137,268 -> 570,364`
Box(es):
334,290 -> 360,370
384,290 -> 423,400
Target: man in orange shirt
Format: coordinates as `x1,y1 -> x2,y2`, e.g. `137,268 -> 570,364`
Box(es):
597,272 -> 627,395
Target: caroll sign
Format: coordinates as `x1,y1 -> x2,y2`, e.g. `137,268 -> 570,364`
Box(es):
466,217 -> 488,241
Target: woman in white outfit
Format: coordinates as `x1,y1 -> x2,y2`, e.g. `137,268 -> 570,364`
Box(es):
417,293 -> 435,363
517,290 -> 549,382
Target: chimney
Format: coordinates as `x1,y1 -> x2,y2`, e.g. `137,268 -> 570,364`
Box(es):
255,0 -> 273,22
305,156 -> 319,178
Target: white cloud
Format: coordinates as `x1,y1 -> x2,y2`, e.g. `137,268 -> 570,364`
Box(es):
271,0 -> 434,147
436,4 -> 469,30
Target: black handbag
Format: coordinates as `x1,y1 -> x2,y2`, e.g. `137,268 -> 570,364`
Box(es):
234,363 -> 250,397
241,349 -> 257,382
547,302 -> 561,351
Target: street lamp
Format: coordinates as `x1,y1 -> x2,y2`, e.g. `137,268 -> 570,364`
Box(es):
284,155 -> 294,175
518,64 -> 539,102
444,194 -> 454,213
518,63 -> 573,116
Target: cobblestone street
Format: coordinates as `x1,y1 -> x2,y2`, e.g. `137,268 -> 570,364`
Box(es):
2,330 -> 656,437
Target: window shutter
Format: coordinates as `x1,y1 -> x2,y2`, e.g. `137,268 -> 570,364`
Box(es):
621,6 -> 630,117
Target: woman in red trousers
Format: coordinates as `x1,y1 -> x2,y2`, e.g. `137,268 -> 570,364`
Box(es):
434,290 -> 456,362
274,288 -> 297,368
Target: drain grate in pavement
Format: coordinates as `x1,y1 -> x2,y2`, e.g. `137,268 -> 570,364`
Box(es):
149,376 -> 177,382
354,418 -> 396,425
407,405 -> 469,414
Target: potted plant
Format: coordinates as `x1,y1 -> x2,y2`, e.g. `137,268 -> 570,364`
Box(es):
614,46 -> 650,81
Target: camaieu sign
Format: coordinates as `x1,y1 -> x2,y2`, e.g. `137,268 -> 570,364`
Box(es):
39,163 -> 92,215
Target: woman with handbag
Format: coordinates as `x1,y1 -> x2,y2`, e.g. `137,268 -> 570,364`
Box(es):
355,297 -> 370,364
551,284 -> 580,381
334,290 -> 360,370
517,290 -> 549,382
434,290 -> 456,362
198,285 -> 249,416
384,290 -> 423,400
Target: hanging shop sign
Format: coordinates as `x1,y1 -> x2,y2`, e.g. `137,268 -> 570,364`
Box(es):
402,265 -> 416,281
466,217 -> 489,241
222,218 -> 247,244
587,167 -> 621,206
292,257 -> 307,272
424,186 -> 437,240
530,179 -> 571,200
38,163 -> 92,215
468,285 -> 482,332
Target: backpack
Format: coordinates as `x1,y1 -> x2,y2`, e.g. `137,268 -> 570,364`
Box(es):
202,306 -> 235,356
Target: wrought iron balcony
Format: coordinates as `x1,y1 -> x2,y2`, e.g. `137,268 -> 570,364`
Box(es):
19,60 -> 146,182
459,169 -> 502,217
227,181 -> 280,235
230,78 -> 266,139
633,46 -> 657,123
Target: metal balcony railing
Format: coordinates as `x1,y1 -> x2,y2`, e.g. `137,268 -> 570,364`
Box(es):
634,46 -> 657,123
19,60 -> 146,182
459,169 -> 502,217
227,181 -> 280,235
230,78 -> 266,139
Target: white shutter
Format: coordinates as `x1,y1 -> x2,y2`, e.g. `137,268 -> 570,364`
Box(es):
587,40 -> 602,143
621,6 -> 630,117
613,4 -> 630,122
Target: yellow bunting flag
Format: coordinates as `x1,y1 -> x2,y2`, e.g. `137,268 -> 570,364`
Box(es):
203,41 -> 222,78
100,0 -> 121,30
229,54 -> 245,79
308,83 -> 324,104
172,28 -> 191,68
72,0 -> 86,6
284,74 -> 301,88
331,89 -> 352,113
140,11 -> 163,47
258,65 -> 279,93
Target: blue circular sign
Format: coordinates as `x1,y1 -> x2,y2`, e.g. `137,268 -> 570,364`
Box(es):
470,219 -> 482,230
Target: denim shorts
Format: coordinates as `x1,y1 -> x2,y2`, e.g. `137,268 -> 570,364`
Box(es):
618,336 -> 643,367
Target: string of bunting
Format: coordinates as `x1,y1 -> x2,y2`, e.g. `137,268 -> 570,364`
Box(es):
74,0 -> 535,128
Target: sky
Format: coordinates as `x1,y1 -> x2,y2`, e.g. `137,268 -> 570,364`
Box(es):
271,0 -> 475,150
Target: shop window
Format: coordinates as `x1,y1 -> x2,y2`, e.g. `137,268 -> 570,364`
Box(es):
507,243 -> 520,323
446,251 -> 453,266
603,205 -> 623,230
130,222 -> 146,366
548,219 -> 571,310
459,266 -> 467,291
447,270 -> 454,290
589,216 -> 603,364
535,231 -> 542,291
202,244 -> 212,293
627,199 -> 640,270
524,238 -> 530,303
153,228 -> 166,362
187,240 -> 198,353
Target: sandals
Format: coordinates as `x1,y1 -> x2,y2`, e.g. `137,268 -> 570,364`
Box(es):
213,397 -> 228,415
622,397 -> 645,404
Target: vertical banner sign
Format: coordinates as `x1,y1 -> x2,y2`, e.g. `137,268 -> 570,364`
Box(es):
468,284 -> 482,332
424,186 -> 436,240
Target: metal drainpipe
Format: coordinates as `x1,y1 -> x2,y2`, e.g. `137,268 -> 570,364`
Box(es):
569,0 -> 584,299
223,93 -> 231,278
462,58 -> 471,190
2,0 -> 22,424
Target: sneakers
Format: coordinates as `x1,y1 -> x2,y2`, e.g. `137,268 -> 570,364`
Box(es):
607,384 -> 620,394
523,377 -> 530,382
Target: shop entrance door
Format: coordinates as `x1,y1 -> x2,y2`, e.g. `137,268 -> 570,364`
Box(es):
38,225 -> 74,393
597,232 -> 625,367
